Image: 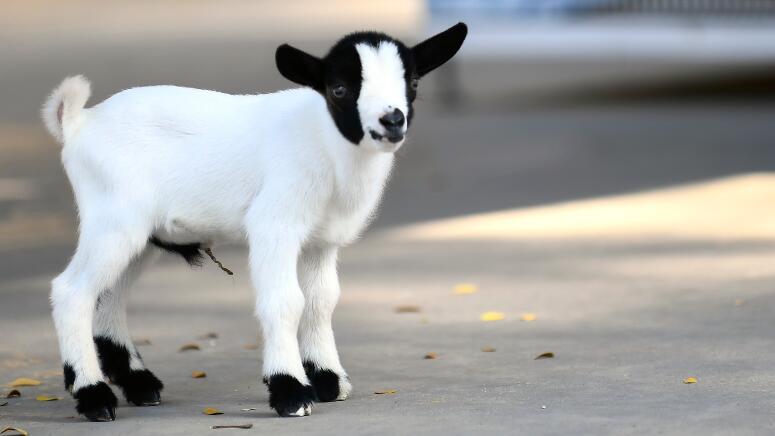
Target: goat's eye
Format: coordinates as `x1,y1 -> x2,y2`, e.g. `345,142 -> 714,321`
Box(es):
332,85 -> 347,98
410,78 -> 419,91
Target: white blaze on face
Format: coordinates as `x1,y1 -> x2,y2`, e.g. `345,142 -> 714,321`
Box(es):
355,41 -> 408,147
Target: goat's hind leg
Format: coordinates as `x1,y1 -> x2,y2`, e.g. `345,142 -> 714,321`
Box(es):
93,247 -> 163,407
52,218 -> 149,422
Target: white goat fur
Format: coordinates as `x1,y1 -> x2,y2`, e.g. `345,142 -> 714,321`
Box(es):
42,45 -> 409,403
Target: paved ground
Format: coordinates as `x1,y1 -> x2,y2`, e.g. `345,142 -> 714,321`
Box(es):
2,4 -> 775,435
4,185 -> 775,435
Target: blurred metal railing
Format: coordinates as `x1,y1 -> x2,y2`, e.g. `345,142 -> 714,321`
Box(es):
429,0 -> 775,17
591,0 -> 775,15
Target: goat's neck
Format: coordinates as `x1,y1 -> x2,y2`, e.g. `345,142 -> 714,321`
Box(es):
317,117 -> 394,208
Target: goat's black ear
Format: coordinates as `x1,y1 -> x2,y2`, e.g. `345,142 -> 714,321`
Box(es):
411,22 -> 468,77
275,44 -> 324,90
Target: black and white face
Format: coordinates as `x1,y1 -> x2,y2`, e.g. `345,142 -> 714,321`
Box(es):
275,23 -> 468,153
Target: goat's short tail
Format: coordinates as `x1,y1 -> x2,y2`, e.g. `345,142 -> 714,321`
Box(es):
41,75 -> 91,144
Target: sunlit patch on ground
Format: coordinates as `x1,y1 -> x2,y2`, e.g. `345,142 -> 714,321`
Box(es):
390,173 -> 775,241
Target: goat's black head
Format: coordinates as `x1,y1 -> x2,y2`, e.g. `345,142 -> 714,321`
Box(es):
275,23 -> 468,152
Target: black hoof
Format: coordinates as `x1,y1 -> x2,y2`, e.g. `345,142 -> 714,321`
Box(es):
121,369 -> 164,406
74,382 -> 118,422
84,405 -> 116,422
303,362 -> 342,402
130,387 -> 161,407
264,374 -> 315,417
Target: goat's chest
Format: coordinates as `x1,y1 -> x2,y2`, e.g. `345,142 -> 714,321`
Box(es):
315,156 -> 393,246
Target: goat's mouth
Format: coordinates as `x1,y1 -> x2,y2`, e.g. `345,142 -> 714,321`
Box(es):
369,129 -> 404,144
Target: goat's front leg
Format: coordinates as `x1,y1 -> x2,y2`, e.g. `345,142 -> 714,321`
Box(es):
246,197 -> 318,417
298,244 -> 351,402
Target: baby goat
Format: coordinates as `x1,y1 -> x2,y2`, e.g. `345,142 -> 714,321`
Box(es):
42,23 -> 467,421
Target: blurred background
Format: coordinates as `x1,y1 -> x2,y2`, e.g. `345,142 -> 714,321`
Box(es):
2,1 -> 775,433
1,0 -> 774,261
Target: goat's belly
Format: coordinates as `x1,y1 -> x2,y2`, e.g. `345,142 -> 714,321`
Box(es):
155,213 -> 245,246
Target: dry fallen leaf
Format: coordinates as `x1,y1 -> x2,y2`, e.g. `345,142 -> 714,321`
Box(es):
453,283 -> 478,295
191,371 -> 207,379
535,352 -> 555,360
734,299 -> 746,306
134,338 -> 152,346
481,346 -> 496,352
6,390 -> 20,398
203,407 -> 224,415
520,313 -> 537,322
199,332 -> 219,340
395,305 -> 421,313
179,343 -> 201,352
374,390 -> 397,395
8,378 -> 40,388
212,424 -> 253,430
35,395 -> 59,402
1,427 -> 28,436
683,377 -> 698,384
480,311 -> 505,322
424,352 -> 437,360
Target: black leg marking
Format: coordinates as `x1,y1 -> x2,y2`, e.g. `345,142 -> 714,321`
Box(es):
94,336 -> 131,383
263,374 -> 316,417
303,361 -> 342,402
94,336 -> 164,406
73,382 -> 118,422
63,363 -> 76,392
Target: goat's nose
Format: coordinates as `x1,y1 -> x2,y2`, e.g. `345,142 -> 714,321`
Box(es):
379,109 -> 405,130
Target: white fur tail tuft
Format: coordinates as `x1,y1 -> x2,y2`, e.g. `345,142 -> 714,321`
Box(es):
41,75 -> 92,144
